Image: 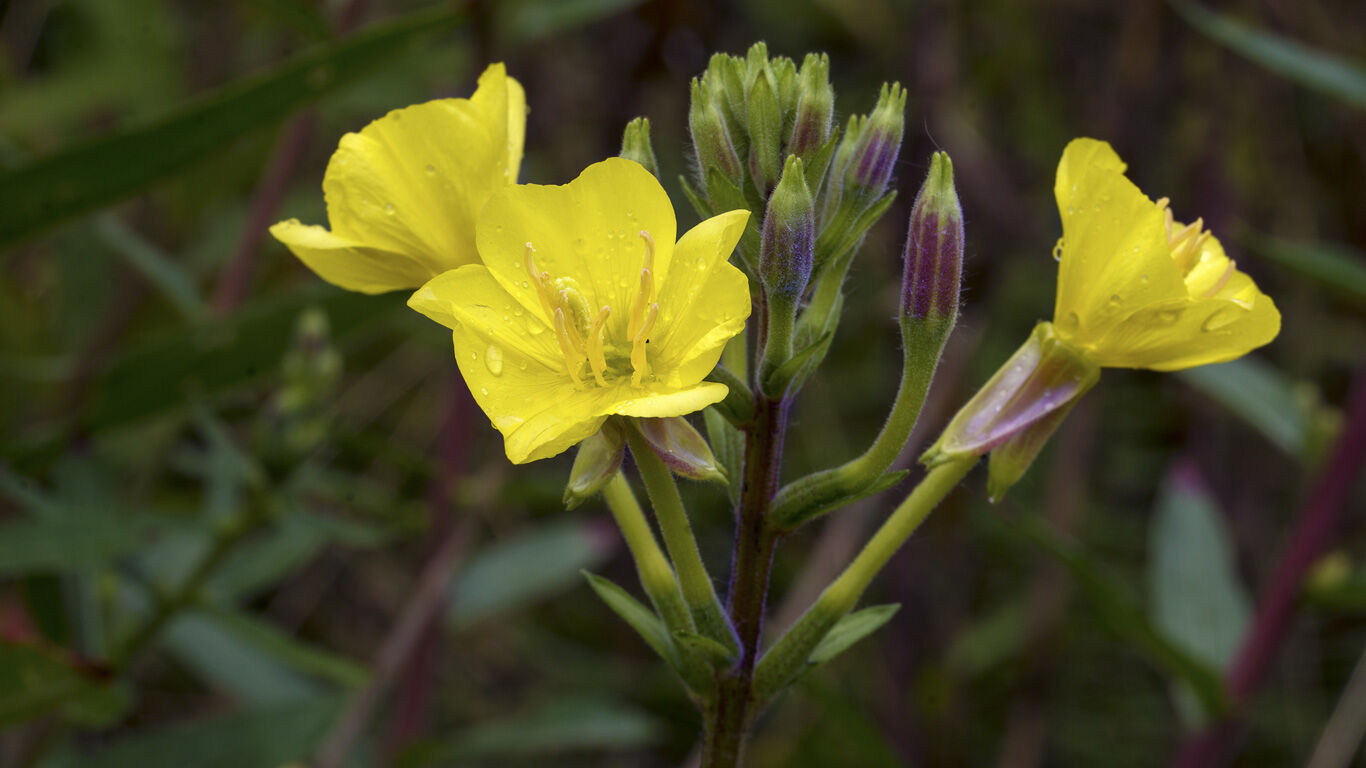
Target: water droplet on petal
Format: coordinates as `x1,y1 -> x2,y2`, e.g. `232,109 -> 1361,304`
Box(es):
1139,273 -> 1150,284
480,387 -> 489,396
424,164 -> 436,175
1201,306 -> 1240,332
1061,311 -> 1081,332
1052,239 -> 1065,261
1108,294 -> 1122,308
484,345 -> 504,376
1155,309 -> 1183,325
384,203 -> 396,215
697,257 -> 708,270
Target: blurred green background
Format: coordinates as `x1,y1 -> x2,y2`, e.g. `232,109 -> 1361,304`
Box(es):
2,0 -> 1364,766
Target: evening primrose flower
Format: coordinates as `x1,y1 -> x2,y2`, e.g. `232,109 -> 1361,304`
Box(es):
409,158 -> 751,464
925,138 -> 1279,499
270,64 -> 525,294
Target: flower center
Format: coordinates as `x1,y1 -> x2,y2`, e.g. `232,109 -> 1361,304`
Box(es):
1156,197 -> 1234,297
525,232 -> 660,388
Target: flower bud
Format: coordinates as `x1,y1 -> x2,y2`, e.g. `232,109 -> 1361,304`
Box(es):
563,422 -> 626,509
705,52 -> 748,136
689,79 -> 743,181
922,322 -> 1099,501
788,53 -> 833,160
820,113 -> 865,222
759,155 -> 815,300
746,72 -> 783,196
619,117 -> 659,179
634,416 -> 727,484
772,56 -> 799,133
845,83 -> 905,198
902,151 -> 962,323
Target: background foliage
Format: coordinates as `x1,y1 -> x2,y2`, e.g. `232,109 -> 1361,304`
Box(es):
2,0 -> 1364,766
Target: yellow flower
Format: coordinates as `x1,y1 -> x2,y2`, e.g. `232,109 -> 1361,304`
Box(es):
1051,138 -> 1279,371
270,63 -> 526,294
409,158 -> 752,464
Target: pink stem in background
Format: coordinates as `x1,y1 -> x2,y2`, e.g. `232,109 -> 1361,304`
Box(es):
1170,367 -> 1366,768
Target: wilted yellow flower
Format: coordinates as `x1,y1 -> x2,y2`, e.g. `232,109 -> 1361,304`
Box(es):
409,158 -> 751,463
270,63 -> 526,294
1051,138 -> 1279,371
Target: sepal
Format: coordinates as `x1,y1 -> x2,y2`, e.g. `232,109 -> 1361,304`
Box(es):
634,416 -> 727,484
563,422 -> 626,509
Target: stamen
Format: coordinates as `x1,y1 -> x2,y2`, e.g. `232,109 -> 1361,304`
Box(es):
628,268 -> 653,340
554,308 -> 586,387
1202,259 -> 1236,298
586,306 -> 611,387
630,302 -> 659,387
525,243 -> 558,323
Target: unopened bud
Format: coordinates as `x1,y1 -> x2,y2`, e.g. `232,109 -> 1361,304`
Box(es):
845,83 -> 906,198
922,323 -> 1099,501
564,422 -> 626,509
759,156 -> 815,299
635,416 -> 726,484
902,152 -> 962,322
746,73 -> 783,196
619,117 -> 659,179
704,53 -> 748,136
821,113 -> 865,222
788,53 -> 833,160
772,56 -> 799,133
690,79 -> 743,181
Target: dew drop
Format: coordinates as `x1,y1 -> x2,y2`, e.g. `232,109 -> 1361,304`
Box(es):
384,202 -> 396,215
521,280 -> 530,289
480,387 -> 489,396
1155,309 -> 1183,325
424,164 -> 436,176
1139,273 -> 1150,284
697,257 -> 708,270
470,351 -> 478,361
484,344 -> 504,376
1108,294 -> 1122,308
1061,311 -> 1081,332
1052,238 -> 1065,261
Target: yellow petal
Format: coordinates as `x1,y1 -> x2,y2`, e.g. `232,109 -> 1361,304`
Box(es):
408,264 -> 563,369
650,209 -> 752,388
1082,275 -> 1280,372
278,63 -> 524,292
475,158 -> 677,340
449,325 -> 611,464
1052,138 -> 1186,349
605,382 -> 730,418
270,219 -> 441,294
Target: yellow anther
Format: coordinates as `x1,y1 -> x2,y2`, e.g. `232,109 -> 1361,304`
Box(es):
1202,259 -> 1236,298
627,232 -> 657,341
525,243 -> 558,323
639,230 -> 656,272
586,306 -> 611,387
630,302 -> 659,387
554,308 -> 586,387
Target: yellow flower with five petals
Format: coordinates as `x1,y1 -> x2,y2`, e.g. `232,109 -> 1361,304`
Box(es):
409,158 -> 751,464
270,63 -> 526,294
1051,137 -> 1279,371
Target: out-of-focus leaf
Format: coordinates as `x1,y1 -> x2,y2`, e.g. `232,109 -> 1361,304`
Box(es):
978,508 -> 1228,716
0,641 -> 120,727
1241,233 -> 1366,306
85,287 -> 402,432
808,604 -> 900,666
1178,358 -> 1308,458
581,572 -> 676,666
1169,0 -> 1366,109
194,607 -> 367,689
162,614 -> 321,704
397,697 -> 662,767
208,511 -> 394,601
1148,464 -> 1251,724
92,216 -> 203,320
448,522 -> 613,629
234,0 -> 333,40
0,513 -> 151,577
499,0 -> 647,44
944,599 -> 1028,677
0,6 -> 461,246
43,696 -> 342,768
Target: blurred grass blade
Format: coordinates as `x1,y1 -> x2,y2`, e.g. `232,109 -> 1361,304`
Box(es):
448,522 -> 613,629
1148,464 -> 1251,724
1178,358 -> 1308,458
93,216 -> 204,320
1240,232 -> 1366,306
0,6 -> 460,246
501,0 -> 648,44
195,607 -> 368,689
163,613 -> 322,704
1169,0 -> 1366,109
397,697 -> 662,767
42,696 -> 343,768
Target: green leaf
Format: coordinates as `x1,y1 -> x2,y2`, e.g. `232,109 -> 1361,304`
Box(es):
162,614 -> 322,704
704,407 -> 745,507
1169,0 -> 1366,109
449,523 -> 612,629
1240,232 -> 1366,306
397,696 -> 662,767
0,7 -> 461,246
500,0 -> 649,44
0,641 -> 121,727
92,216 -> 203,320
194,606 -> 368,689
1148,465 -> 1251,724
772,469 -> 909,531
581,571 -> 677,666
765,330 -> 833,397
43,696 -> 343,768
808,604 -> 900,666
673,629 -> 737,667
1177,357 -> 1308,458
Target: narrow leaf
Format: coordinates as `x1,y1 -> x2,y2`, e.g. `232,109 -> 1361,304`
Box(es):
1241,232 -> 1366,305
1177,357 -> 1308,458
809,604 -> 900,665
582,571 -> 677,666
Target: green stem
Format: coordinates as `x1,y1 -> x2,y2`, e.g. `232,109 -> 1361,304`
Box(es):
626,426 -> 736,651
759,293 -> 798,395
770,316 -> 953,528
701,395 -> 789,768
602,472 -> 694,635
753,457 -> 975,699
113,503 -> 268,668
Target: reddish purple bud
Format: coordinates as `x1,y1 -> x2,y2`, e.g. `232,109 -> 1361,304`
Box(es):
845,83 -> 905,196
902,152 -> 963,322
